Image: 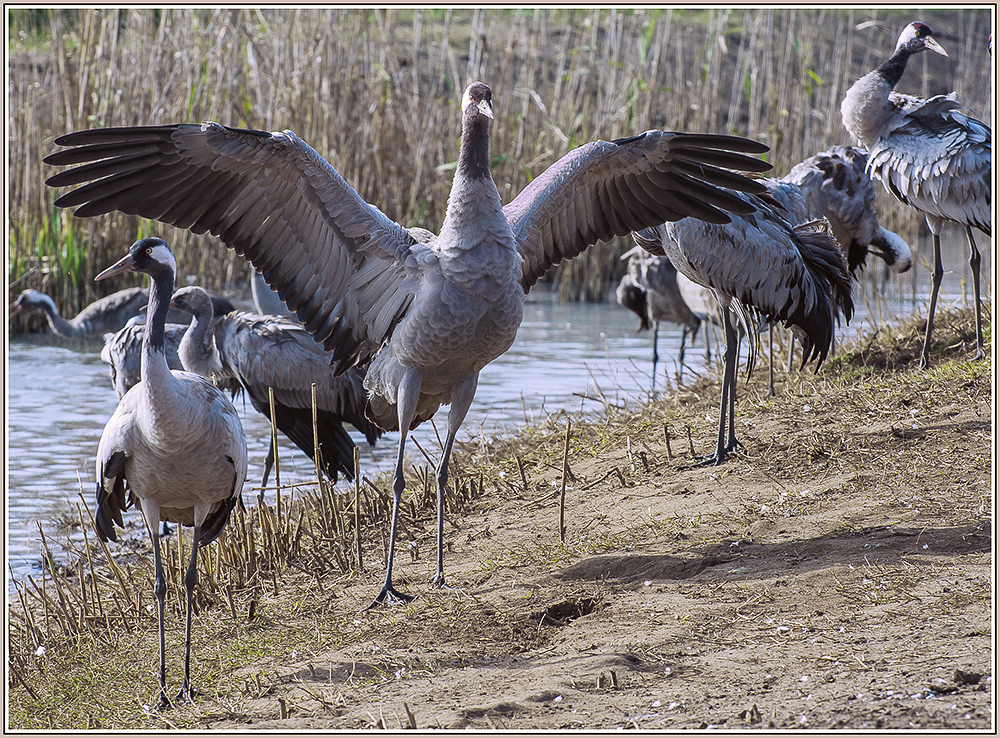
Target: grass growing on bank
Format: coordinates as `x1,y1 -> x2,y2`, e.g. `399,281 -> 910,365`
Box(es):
6,306 -> 991,729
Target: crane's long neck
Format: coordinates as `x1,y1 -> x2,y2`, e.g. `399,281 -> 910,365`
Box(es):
141,271 -> 176,392
457,115 -> 492,182
873,46 -> 914,90
39,298 -> 85,337
440,114 -> 504,245
842,46 -> 914,149
178,304 -> 221,377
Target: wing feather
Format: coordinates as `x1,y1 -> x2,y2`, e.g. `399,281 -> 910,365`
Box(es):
506,130 -> 771,290
45,123 -> 419,367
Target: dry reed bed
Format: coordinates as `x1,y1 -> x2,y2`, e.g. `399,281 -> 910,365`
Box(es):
8,8 -> 992,325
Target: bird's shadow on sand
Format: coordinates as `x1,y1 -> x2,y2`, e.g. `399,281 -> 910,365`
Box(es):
553,520 -> 991,585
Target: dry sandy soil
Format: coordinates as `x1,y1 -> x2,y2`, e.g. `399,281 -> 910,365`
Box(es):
7,310 -> 994,731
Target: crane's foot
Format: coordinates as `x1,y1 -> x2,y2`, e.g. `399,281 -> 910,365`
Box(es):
429,572 -> 464,593
176,684 -> 198,704
679,452 -> 729,470
365,583 -> 416,611
147,691 -> 172,713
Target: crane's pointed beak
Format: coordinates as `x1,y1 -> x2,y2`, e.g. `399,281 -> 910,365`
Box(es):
478,99 -> 494,120
925,36 -> 949,57
95,252 -> 136,281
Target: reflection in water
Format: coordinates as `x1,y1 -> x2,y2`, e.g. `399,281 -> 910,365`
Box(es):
5,239 -> 988,586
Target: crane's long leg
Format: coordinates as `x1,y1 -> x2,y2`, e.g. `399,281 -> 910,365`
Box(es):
967,226 -> 984,360
920,232 -> 945,370
651,321 -> 660,391
767,323 -> 775,397
368,369 -> 422,610
141,500 -> 171,711
431,373 -> 479,588
261,442 -> 276,490
684,307 -> 739,469
725,328 -> 741,455
178,525 -> 201,703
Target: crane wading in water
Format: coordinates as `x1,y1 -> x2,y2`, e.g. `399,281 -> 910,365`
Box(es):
46,81 -> 773,608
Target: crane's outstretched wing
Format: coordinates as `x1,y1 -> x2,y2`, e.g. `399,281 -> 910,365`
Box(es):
502,131 -> 773,290
45,123 -> 421,370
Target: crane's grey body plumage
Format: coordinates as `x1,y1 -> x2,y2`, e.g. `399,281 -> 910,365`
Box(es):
785,146 -> 913,275
634,185 -> 853,466
46,81 -> 774,607
170,285 -> 381,488
94,237 -> 247,710
841,21 -> 991,366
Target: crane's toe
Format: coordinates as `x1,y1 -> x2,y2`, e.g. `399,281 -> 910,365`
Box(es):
365,584 -> 416,611
430,572 -> 447,588
149,692 -> 172,713
429,573 -> 465,593
680,455 -> 726,470
176,685 -> 198,704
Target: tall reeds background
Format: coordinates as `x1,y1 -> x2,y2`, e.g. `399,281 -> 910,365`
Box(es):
8,7 -> 993,326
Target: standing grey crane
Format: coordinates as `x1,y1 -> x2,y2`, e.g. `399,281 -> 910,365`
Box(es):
623,150 -> 911,396
94,237 -> 247,710
616,245 -> 705,383
633,188 -> 854,467
841,21 -> 991,367
44,81 -> 773,608
169,285 -> 382,488
11,286 -> 236,337
12,287 -> 148,337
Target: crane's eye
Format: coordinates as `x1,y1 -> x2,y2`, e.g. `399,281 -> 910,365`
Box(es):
146,247 -> 153,255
